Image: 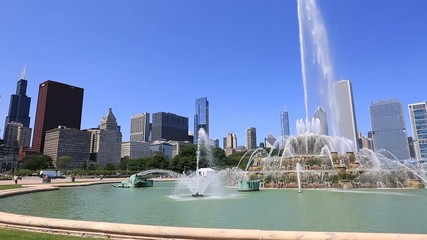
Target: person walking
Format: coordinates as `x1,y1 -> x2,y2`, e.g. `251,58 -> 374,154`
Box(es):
13,175 -> 18,184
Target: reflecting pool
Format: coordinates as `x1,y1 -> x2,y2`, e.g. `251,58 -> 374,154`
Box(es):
0,182 -> 426,234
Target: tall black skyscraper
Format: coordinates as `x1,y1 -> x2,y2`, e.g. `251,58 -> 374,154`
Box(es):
4,67 -> 31,139
152,112 -> 189,142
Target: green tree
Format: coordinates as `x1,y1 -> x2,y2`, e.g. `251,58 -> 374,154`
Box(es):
81,162 -> 88,171
146,153 -> 169,169
170,145 -> 197,173
88,163 -> 96,171
56,156 -> 72,170
226,151 -> 248,169
211,147 -> 227,167
105,163 -> 116,171
22,155 -> 54,171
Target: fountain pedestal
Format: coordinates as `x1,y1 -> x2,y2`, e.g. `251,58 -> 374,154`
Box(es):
237,180 -> 260,191
408,179 -> 425,189
337,166 -> 353,189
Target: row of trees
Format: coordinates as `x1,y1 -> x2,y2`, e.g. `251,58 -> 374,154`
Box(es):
16,145 -> 266,176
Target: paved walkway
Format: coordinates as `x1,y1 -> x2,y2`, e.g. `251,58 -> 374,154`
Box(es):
0,176 -> 121,185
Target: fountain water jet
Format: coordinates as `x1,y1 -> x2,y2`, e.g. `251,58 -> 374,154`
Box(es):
297,0 -> 340,136
296,162 -> 302,193
174,128 -> 219,197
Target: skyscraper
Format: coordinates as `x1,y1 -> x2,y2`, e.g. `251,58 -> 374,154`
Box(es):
334,80 -> 359,150
4,67 -> 31,139
408,102 -> 427,160
152,112 -> 189,142
32,80 -> 84,153
130,113 -> 150,142
225,132 -> 237,156
265,133 -> 278,149
194,97 -> 209,144
313,105 -> 328,135
88,108 -> 122,166
280,110 -> 290,137
246,127 -> 257,150
4,122 -> 31,147
370,99 -> 410,160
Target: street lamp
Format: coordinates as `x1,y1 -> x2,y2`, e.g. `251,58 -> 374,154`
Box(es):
12,157 -> 17,175
86,159 -> 89,176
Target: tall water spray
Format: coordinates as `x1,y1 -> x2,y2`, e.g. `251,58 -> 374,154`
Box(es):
296,162 -> 302,193
196,128 -> 212,169
174,128 -> 222,197
297,0 -> 340,136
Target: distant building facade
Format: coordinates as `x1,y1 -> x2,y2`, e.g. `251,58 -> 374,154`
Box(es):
32,80 -> 84,153
4,67 -> 31,139
210,139 -> 219,148
43,126 -> 91,168
360,131 -> 374,151
121,141 -> 150,159
0,144 -> 19,172
194,97 -> 209,144
152,112 -> 189,142
408,102 -> 427,159
265,133 -> 278,149
246,127 -> 257,150
334,80 -> 359,150
408,137 -> 416,159
130,113 -> 150,142
370,99 -> 410,160
313,105 -> 328,135
4,122 -> 31,148
169,141 -> 193,159
150,141 -> 173,160
280,111 -> 290,137
88,108 -> 122,166
225,132 -> 237,156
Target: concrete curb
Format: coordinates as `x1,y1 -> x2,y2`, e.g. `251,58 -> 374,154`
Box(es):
0,183 -> 426,239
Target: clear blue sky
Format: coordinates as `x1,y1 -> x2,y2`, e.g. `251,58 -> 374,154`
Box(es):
1,0 -> 426,146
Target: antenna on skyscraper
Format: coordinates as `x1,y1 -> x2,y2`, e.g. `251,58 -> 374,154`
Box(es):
284,104 -> 287,111
20,65 -> 27,80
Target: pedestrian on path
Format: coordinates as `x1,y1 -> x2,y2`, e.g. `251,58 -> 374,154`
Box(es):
13,175 -> 18,184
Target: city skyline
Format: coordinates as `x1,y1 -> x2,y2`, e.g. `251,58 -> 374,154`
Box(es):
1,1 -> 426,144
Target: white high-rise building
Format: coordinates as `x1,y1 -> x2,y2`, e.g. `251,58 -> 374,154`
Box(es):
130,113 -> 150,142
408,102 -> 427,160
88,108 -> 122,166
313,105 -> 328,135
334,80 -> 359,151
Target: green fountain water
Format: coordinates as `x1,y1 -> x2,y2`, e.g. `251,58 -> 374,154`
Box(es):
0,182 -> 426,234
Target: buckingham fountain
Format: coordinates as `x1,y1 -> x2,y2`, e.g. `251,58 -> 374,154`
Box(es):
0,0 -> 426,237
172,0 -> 427,194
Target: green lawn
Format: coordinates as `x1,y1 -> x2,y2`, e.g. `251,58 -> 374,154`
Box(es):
0,228 -> 99,240
0,184 -> 22,190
